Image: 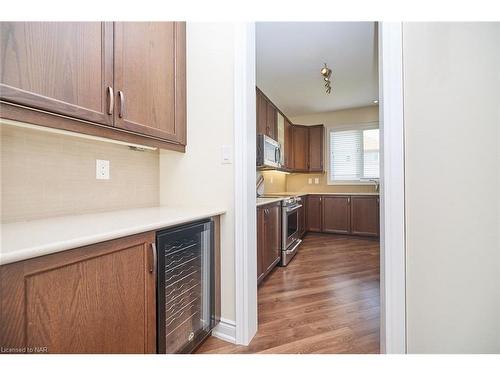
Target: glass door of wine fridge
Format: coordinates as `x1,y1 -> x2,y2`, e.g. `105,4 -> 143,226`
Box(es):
156,219 -> 215,353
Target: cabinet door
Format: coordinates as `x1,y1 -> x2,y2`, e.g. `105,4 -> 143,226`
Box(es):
0,22 -> 113,125
0,232 -> 156,353
293,125 -> 309,171
114,22 -> 186,143
266,103 -> 277,140
298,198 -> 307,238
256,89 -> 267,135
306,195 -> 322,232
257,208 -> 265,283
284,118 -> 294,169
264,204 -> 281,272
322,196 -> 351,234
351,196 -> 380,236
308,125 -> 324,172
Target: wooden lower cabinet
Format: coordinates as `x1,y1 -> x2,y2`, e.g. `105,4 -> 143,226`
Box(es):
302,194 -> 379,237
306,195 -> 322,232
298,197 -> 307,238
350,196 -> 380,237
0,232 -> 156,354
322,196 -> 351,234
257,202 -> 281,285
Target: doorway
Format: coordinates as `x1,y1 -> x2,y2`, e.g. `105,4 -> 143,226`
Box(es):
201,22 -> 406,354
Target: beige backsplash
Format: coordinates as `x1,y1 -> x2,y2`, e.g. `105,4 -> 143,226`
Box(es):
258,170 -> 377,195
286,173 -> 378,193
1,124 -> 159,223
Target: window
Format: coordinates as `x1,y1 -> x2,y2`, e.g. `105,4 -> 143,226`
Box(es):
328,128 -> 380,183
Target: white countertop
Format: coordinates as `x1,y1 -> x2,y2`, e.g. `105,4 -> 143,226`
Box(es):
269,192 -> 380,196
257,192 -> 379,206
256,197 -> 286,207
0,206 -> 225,266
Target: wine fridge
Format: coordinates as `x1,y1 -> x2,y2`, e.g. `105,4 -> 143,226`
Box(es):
156,219 -> 216,353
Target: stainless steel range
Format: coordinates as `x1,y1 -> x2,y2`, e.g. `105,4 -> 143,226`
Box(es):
280,196 -> 302,266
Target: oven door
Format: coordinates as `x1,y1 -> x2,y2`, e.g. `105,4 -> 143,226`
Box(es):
283,205 -> 301,250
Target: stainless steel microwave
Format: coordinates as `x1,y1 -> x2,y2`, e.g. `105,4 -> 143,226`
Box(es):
256,134 -> 281,169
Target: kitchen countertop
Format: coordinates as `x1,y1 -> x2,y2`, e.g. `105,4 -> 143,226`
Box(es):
0,206 -> 226,266
256,197 -> 286,207
257,191 -> 379,206
268,192 -> 380,196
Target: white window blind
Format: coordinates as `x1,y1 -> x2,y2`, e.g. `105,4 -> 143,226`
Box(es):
329,128 -> 380,182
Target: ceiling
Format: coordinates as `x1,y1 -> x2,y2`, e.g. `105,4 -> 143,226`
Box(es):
256,22 -> 379,117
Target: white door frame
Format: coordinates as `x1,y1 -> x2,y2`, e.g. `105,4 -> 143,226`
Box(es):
378,22 -> 407,354
233,22 -> 258,345
233,21 -> 407,352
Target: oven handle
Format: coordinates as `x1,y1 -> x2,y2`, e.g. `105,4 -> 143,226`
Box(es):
285,204 -> 302,213
285,239 -> 302,255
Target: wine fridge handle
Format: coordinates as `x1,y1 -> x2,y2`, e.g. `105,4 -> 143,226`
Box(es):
150,242 -> 157,273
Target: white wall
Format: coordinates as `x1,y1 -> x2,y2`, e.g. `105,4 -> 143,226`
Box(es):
159,23 -> 236,321
403,22 -> 500,353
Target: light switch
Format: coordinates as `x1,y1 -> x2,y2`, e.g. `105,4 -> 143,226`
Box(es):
96,159 -> 110,180
308,178 -> 312,184
221,145 -> 232,164
314,177 -> 319,184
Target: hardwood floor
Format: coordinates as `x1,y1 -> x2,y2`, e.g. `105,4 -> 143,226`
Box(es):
196,233 -> 380,354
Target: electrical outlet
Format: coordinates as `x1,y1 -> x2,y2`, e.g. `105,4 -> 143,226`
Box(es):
308,178 -> 312,184
96,159 -> 110,180
314,177 -> 320,184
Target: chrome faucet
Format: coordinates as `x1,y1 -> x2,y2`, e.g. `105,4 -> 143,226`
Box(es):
369,179 -> 380,192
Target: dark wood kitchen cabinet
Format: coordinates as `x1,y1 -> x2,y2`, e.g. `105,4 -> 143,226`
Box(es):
0,22 -> 186,151
298,197 -> 307,238
284,117 -> 294,169
257,202 -> 281,285
292,125 -> 309,172
0,22 -> 114,125
308,125 -> 324,172
256,89 -> 268,136
256,88 -> 277,141
306,195 -> 322,232
114,22 -> 186,144
350,196 -> 380,236
0,232 -> 156,353
322,195 -> 351,234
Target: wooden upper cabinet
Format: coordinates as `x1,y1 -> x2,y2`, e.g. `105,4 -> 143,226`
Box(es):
293,125 -> 309,171
308,125 -> 324,172
255,87 -> 278,141
266,103 -> 277,140
0,22 -> 113,125
306,195 -> 322,232
114,22 -> 186,143
256,90 -> 267,135
351,196 -> 380,236
0,232 -> 156,353
322,196 -> 351,234
284,118 -> 294,169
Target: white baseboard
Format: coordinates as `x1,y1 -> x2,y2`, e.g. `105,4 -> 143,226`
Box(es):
211,319 -> 236,344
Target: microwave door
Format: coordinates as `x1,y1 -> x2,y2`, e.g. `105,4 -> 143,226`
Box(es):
264,140 -> 280,168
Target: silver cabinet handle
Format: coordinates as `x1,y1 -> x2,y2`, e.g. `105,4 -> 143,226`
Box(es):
150,243 -> 157,274
118,90 -> 125,118
107,87 -> 114,115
